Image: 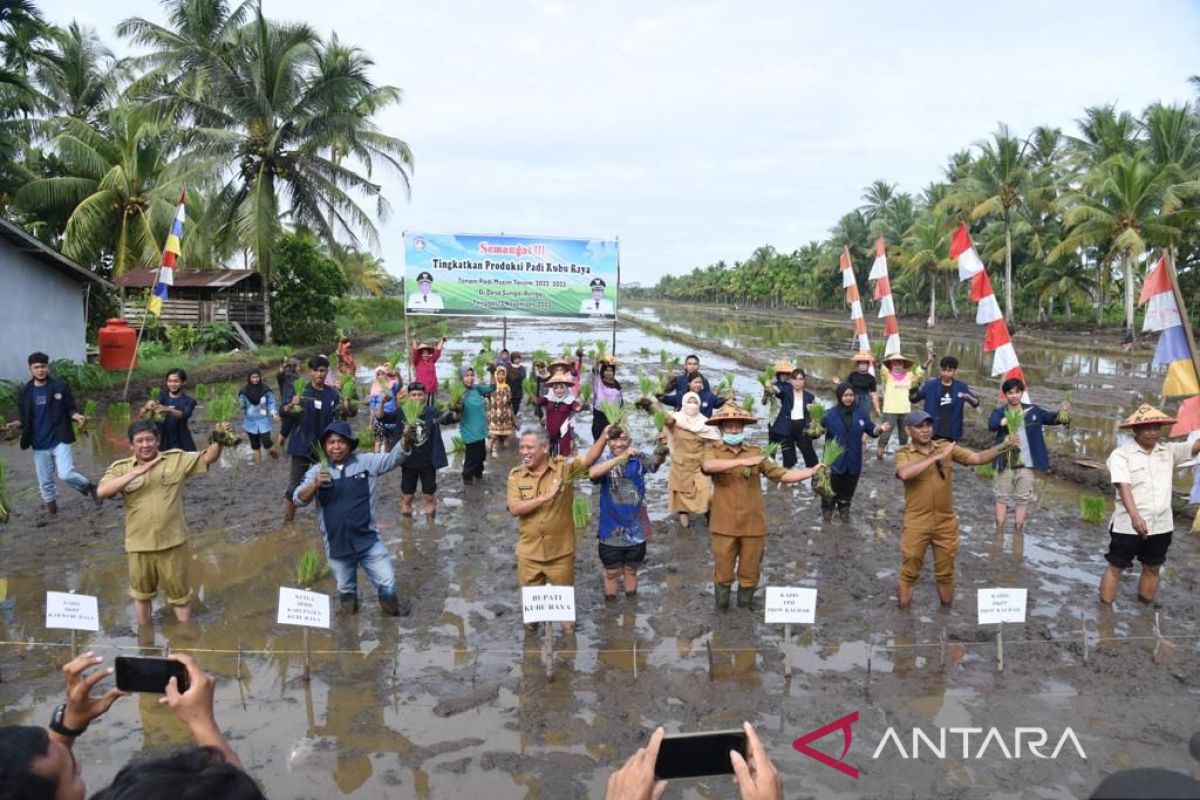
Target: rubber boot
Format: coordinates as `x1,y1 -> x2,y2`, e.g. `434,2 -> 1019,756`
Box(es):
85,482 -> 103,508
340,593 -> 359,615
736,587 -> 757,611
46,499 -> 58,516
838,505 -> 850,524
822,506 -> 833,523
379,593 -> 411,617
714,583 -> 732,611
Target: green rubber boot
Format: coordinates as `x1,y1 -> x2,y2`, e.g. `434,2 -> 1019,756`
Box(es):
714,583 -> 732,611
736,587 -> 757,610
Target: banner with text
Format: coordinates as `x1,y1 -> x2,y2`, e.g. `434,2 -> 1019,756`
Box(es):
403,232 -> 619,319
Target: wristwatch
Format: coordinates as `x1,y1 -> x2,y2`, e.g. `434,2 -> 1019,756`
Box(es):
49,704 -> 88,737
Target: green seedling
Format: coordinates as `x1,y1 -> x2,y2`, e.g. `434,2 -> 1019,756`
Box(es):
814,439 -> 845,496
806,403 -> 826,439
1080,493 -> 1107,524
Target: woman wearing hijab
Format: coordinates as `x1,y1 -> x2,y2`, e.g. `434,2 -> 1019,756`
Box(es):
822,383 -> 891,522
238,369 -> 280,462
486,365 -> 516,456
368,364 -> 401,453
537,373 -> 581,456
663,391 -> 720,528
590,356 -> 624,441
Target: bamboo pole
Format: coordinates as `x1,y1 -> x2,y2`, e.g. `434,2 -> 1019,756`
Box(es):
1162,250 -> 1200,531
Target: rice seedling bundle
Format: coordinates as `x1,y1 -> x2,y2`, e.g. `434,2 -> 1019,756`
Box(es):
572,497 -> 589,528
194,383 -> 209,401
521,376 -> 537,399
578,382 -> 593,406
597,400 -> 628,436
1080,493 -> 1107,524
814,439 -> 845,496
761,442 -> 781,461
741,395 -> 756,413
286,377 -> 309,415
141,390 -> 165,424
108,402 -> 131,421
757,364 -> 775,388
400,396 -> 425,425
806,403 -> 826,439
1058,390 -> 1072,425
1003,406 -> 1026,468
448,380 -> 466,409
206,395 -> 242,446
451,435 -> 465,453
295,550 -> 327,586
595,340 -> 607,358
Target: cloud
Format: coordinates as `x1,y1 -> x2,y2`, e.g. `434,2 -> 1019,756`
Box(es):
38,0 -> 1200,283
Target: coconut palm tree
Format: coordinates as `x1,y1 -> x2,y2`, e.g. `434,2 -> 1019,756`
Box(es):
1050,151 -> 1197,339
167,3 -> 412,340
899,207 -> 952,327
338,247 -> 389,297
14,104 -> 213,274
33,22 -> 121,128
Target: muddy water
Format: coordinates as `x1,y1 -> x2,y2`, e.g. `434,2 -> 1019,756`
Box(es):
0,315 -> 1198,799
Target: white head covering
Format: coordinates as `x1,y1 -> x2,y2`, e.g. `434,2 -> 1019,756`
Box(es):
672,391 -> 719,439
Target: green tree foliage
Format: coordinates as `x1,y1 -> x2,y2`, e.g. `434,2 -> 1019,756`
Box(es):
271,230 -> 350,345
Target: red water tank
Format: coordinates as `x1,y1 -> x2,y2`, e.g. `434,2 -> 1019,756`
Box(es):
99,318 -> 138,371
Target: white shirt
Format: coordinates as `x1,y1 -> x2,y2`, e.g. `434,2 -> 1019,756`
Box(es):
579,298 -> 614,315
1107,440 -> 1192,535
407,291 -> 444,311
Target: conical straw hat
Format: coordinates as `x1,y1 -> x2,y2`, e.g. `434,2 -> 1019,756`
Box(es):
1118,403 -> 1177,429
704,400 -> 758,426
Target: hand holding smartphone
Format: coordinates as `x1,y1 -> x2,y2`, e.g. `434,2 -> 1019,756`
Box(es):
114,656 -> 190,694
654,729 -> 748,779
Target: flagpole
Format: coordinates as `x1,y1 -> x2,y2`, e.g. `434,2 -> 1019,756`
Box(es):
122,190 -> 185,400
1163,250 -> 1200,387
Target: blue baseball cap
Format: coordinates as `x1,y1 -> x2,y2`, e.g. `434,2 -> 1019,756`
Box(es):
904,410 -> 934,427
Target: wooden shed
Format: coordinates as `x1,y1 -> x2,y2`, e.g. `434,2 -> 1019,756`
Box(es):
115,268 -> 268,343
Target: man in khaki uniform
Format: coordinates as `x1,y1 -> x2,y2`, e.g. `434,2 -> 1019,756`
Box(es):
701,402 -> 823,611
894,409 -> 1012,610
98,419 -> 228,625
507,425 -> 611,631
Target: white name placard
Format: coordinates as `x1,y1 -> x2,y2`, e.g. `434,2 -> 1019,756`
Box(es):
764,587 -> 817,624
45,591 -> 99,632
277,587 -> 331,629
977,588 -> 1027,625
522,586 -> 576,623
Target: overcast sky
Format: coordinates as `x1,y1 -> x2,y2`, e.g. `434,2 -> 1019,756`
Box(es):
38,0 -> 1200,284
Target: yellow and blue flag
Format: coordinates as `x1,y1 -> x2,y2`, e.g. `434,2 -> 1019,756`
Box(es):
148,195 -> 185,316
1140,254 -> 1199,397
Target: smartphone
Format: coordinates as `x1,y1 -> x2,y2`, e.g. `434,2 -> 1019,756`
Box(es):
654,729 -> 748,779
114,656 -> 189,694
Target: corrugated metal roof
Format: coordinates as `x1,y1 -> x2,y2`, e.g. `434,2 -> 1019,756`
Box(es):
0,218 -> 116,290
114,268 -> 259,289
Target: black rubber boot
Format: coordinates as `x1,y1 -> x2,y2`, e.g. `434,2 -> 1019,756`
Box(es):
838,505 -> 850,523
736,588 -> 757,610
822,506 -> 833,523
379,594 -> 411,617
340,593 -> 358,615
714,583 -> 732,611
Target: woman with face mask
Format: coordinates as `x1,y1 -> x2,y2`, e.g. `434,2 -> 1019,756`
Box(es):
663,391 -> 719,529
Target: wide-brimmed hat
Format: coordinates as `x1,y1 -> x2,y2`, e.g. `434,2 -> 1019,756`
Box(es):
1119,403 -> 1177,429
850,350 -> 875,363
882,352 -> 914,367
773,359 -> 796,374
546,373 -> 574,386
415,342 -> 435,353
547,358 -> 572,372
320,420 -> 359,451
705,401 -> 758,426
597,354 -> 619,366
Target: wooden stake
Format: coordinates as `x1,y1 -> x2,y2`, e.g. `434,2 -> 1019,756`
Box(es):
632,640 -> 638,679
544,622 -> 553,679
939,626 -> 947,669
70,629 -> 77,658
783,623 -> 792,678
1081,619 -> 1089,665
997,623 -> 1004,673
865,642 -> 872,690
706,639 -> 714,681
302,627 -> 311,683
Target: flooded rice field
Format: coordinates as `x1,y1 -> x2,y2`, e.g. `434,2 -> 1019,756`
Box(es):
1,307 -> 1198,798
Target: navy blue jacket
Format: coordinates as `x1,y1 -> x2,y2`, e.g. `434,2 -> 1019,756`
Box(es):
912,378 -> 977,441
988,403 -> 1063,471
769,381 -> 815,438
823,404 -> 878,476
286,385 -> 343,459
380,405 -> 449,470
17,377 -> 77,450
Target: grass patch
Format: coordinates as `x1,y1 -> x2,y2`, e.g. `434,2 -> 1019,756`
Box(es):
975,464 -> 996,479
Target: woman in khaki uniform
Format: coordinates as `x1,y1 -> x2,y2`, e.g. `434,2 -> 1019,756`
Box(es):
664,391 -> 719,528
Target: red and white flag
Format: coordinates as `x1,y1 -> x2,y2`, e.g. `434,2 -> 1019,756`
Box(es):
868,236 -> 901,356
840,247 -> 870,353
950,223 -> 1026,394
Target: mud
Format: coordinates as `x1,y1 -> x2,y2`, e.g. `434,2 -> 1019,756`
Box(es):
0,313 -> 1198,798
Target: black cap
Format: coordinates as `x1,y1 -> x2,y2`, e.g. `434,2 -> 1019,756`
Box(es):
416,271 -> 434,282
589,277 -> 606,289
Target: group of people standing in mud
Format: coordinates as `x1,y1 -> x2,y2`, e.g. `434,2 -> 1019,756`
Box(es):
3,338 -> 1193,632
